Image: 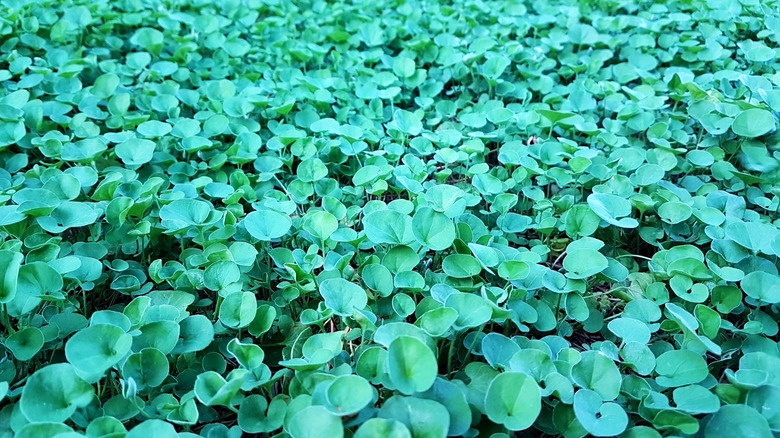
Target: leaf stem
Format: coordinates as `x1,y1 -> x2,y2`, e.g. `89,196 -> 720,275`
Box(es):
0,305 -> 13,334
446,334 -> 458,375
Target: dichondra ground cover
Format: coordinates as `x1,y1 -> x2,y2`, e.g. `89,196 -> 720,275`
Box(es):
1,0 -> 780,437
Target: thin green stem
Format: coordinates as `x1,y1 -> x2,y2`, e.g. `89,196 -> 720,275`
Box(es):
446,334 -> 459,375
0,305 -> 13,334
461,324 -> 486,367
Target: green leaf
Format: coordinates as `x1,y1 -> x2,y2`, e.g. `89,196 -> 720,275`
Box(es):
0,205 -> 26,226
20,363 -> 94,422
5,326 -> 44,361
122,348 -> 169,389
704,404 -> 772,438
219,291 -> 257,329
91,73 -> 120,99
173,315 -> 214,354
194,370 -> 246,407
238,394 -> 287,434
571,351 -> 622,400
416,307 -> 458,337
442,254 -> 482,278
136,120 -> 172,137
732,109 -> 775,138
227,338 -> 265,370
159,199 -> 219,232
393,57 -> 415,78
485,372 -> 541,431
378,395 -> 449,438
289,405 -> 344,438
386,336 -> 437,395
319,278 -> 368,317
746,385 -> 780,431
658,201 -> 693,224
563,248 -> 608,279
325,374 -> 373,415
126,420 -> 178,438
741,271 -> 780,303
392,110 -> 422,136
204,260 -> 241,291
412,207 -> 456,250
66,324 -> 133,375
116,137 -> 156,166
418,377 -> 472,436
0,250 -> 23,302
363,210 -> 415,245
672,385 -> 720,414
445,293 -> 492,330
573,389 -> 628,437
355,418 -> 411,438
587,193 -> 639,228
244,210 -> 292,240
303,210 -> 339,242
655,349 -> 708,387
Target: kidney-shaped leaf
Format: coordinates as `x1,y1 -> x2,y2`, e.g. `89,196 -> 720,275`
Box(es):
20,363 -> 94,422
363,210 -> 415,245
587,193 -> 638,228
704,404 -> 772,438
66,324 -> 133,375
288,405 -> 344,438
655,349 -> 708,387
6,326 -> 44,361
387,336 -> 437,395
159,199 -> 218,233
354,418 -> 411,438
122,348 -> 168,389
326,374 -> 373,416
116,137 -> 156,166
377,395 -> 449,438
244,209 -> 292,241
741,271 -> 780,304
573,389 -> 628,437
571,351 -> 622,400
0,250 -> 23,302
412,207 -> 455,251
392,109 -> 422,136
319,278 -> 368,317
485,372 -> 541,431
194,370 -> 246,407
732,109 -> 775,138
563,248 -> 608,279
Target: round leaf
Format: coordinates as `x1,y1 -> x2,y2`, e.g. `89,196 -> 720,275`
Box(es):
732,109 -> 775,138
355,418 -> 411,438
741,271 -> 780,304
116,138 -> 156,166
387,336 -> 437,395
484,372 -> 541,431
66,324 -> 133,374
289,405 -> 344,438
319,278 -> 368,317
412,207 -> 456,250
363,210 -> 415,245
244,210 -> 292,241
573,389 -> 628,437
6,326 -> 44,361
571,351 -> 622,400
326,374 -> 373,415
655,349 -> 708,387
704,404 -> 772,438
20,363 -> 94,422
563,248 -> 608,279
122,348 -> 168,389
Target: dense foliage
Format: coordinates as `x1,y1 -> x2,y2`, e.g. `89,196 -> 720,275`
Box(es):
1,0 -> 780,436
